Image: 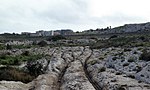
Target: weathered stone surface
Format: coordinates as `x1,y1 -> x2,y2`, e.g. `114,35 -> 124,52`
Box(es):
60,60 -> 95,90
0,81 -> 29,90
29,73 -> 59,90
0,46 -> 150,90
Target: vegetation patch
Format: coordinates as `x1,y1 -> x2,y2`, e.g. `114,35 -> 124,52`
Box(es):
88,60 -> 98,65
123,62 -> 130,67
0,52 -> 44,65
0,66 -> 35,83
90,35 -> 150,49
128,56 -> 136,62
38,40 -> 48,47
139,49 -> 150,61
98,67 -> 106,73
48,35 -> 66,41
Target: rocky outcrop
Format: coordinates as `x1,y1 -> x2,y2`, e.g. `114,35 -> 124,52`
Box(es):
0,46 -> 150,90
86,48 -> 150,90
28,46 -> 96,90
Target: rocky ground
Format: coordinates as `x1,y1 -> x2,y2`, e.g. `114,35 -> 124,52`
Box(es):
0,46 -> 150,90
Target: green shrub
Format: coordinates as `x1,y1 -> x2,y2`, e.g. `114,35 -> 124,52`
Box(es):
6,44 -> 12,50
0,67 -> 35,83
98,67 -> 106,73
128,56 -> 136,62
88,60 -> 98,65
90,35 -> 150,49
124,48 -> 132,52
48,35 -> 66,41
0,54 -> 44,65
38,40 -> 48,47
26,61 -> 43,76
109,35 -> 118,39
139,49 -> 150,61
21,51 -> 30,56
0,44 -> 5,50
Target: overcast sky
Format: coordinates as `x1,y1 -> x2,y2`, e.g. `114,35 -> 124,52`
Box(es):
0,0 -> 150,33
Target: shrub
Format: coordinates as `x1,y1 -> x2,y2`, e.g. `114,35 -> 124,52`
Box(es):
0,44 -> 5,50
26,61 -> 44,76
139,49 -> 150,61
99,57 -> 104,60
112,57 -> 118,61
88,60 -> 98,65
128,56 -> 136,62
38,40 -> 48,47
98,67 -> 106,73
22,51 -> 30,56
124,48 -> 132,52
139,36 -> 146,41
0,67 -> 35,83
0,54 -> 44,65
6,44 -> 12,50
109,35 -> 118,39
49,35 -> 66,41
123,62 -> 129,67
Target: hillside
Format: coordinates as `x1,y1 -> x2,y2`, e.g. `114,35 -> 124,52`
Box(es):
0,22 -> 150,90
110,22 -> 150,33
82,22 -> 150,35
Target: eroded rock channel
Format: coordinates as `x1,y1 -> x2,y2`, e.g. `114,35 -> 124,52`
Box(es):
0,46 -> 150,90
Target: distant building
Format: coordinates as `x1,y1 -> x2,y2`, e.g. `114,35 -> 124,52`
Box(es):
60,29 -> 74,35
36,30 -> 44,36
43,31 -> 53,36
21,32 -> 30,35
52,29 -> 74,36
51,31 -> 54,36
30,33 -> 41,37
36,30 -> 54,36
23,29 -> 74,37
54,31 -> 61,36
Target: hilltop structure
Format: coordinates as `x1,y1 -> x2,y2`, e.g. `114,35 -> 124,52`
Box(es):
21,29 -> 74,37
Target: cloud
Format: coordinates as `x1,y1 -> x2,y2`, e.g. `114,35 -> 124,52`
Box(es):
0,0 -> 149,33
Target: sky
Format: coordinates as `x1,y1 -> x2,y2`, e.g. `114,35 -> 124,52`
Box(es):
0,0 -> 150,34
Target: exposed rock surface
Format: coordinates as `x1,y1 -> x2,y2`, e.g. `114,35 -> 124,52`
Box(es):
0,81 -> 29,90
0,46 -> 150,90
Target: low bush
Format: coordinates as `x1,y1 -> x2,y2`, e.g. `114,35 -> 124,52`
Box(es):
48,35 -> 66,41
0,66 -> 35,83
98,67 -> 106,73
26,61 -> 44,76
123,62 -> 130,67
88,60 -> 98,65
6,44 -> 12,50
0,44 -> 5,50
90,35 -> 150,49
139,49 -> 150,61
109,35 -> 118,39
128,56 -> 136,62
0,54 -> 44,65
38,40 -> 48,47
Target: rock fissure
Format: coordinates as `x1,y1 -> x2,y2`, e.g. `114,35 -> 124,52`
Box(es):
83,49 -> 103,90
